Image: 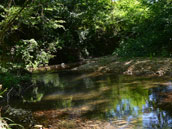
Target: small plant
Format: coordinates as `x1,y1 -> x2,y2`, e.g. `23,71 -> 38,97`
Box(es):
0,89 -> 24,129
0,117 -> 24,129
0,89 -> 8,129
0,117 -> 9,129
0,88 -> 7,98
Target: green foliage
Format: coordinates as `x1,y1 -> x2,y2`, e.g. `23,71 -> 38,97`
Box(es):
0,89 -> 7,98
0,72 -> 30,89
51,0 -> 117,61
113,0 -> 172,57
15,39 -> 60,68
0,0 -> 64,68
0,73 -> 19,89
0,0 -> 172,67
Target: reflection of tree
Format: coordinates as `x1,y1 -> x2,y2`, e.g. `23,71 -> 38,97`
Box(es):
23,73 -> 63,102
18,73 -> 172,128
83,78 -> 149,120
147,86 -> 172,128
32,73 -> 61,87
81,76 -> 172,128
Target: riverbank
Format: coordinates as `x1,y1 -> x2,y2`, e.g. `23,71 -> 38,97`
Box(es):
74,56 -> 172,76
2,56 -> 172,128
30,56 -> 172,77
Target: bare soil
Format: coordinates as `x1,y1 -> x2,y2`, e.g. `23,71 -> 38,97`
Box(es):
73,56 -> 172,77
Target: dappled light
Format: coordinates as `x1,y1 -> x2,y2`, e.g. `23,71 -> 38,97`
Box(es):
76,57 -> 172,76
0,0 -> 172,128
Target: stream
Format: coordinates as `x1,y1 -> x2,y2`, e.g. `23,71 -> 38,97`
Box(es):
9,72 -> 172,129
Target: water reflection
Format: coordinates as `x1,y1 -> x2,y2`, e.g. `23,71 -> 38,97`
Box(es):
17,72 -> 172,128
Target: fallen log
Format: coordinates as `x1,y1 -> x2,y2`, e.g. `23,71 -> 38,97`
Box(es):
28,61 -> 87,73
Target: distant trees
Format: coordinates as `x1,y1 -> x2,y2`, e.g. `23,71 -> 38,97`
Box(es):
114,0 -> 172,57
0,0 -> 171,69
52,0 -> 117,63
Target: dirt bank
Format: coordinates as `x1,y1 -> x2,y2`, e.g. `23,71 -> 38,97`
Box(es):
30,56 -> 172,77
72,56 -> 172,77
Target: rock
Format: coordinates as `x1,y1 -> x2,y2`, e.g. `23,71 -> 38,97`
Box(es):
33,124 -> 43,129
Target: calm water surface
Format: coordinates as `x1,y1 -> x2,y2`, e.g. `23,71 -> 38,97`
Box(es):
14,72 -> 172,128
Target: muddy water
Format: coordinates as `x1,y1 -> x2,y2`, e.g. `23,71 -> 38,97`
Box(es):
12,72 -> 172,128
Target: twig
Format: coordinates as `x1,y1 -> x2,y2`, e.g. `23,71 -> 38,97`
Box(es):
6,87 -> 13,105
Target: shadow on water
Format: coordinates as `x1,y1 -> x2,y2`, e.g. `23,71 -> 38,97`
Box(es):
9,72 -> 172,128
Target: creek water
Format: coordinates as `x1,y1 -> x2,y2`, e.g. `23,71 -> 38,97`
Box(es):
11,72 -> 172,128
